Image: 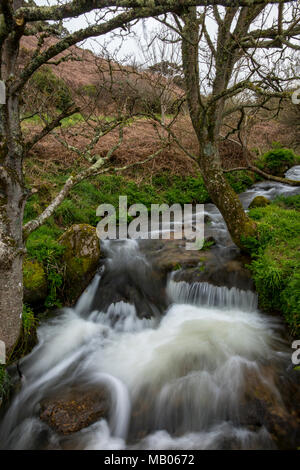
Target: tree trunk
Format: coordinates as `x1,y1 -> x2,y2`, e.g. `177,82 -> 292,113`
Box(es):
0,22 -> 26,355
0,165 -> 25,355
181,8 -> 257,251
198,141 -> 256,248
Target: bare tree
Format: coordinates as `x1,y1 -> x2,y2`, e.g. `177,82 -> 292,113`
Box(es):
154,2 -> 300,248
0,0 -> 297,354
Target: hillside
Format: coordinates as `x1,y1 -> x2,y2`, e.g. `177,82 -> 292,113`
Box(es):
19,35 -> 298,181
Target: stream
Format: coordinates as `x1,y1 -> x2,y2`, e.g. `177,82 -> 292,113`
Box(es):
0,168 -> 300,450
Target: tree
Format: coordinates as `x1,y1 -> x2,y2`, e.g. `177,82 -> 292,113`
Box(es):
0,1 -> 298,354
176,3 -> 300,247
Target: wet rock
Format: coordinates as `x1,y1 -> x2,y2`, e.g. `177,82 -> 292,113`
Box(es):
239,366 -> 300,449
248,196 -> 270,209
59,224 -> 101,302
143,239 -> 213,273
23,258 -> 47,306
173,252 -> 255,291
39,388 -> 110,435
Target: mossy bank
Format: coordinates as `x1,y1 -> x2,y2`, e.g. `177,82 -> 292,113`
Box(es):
243,194 -> 300,336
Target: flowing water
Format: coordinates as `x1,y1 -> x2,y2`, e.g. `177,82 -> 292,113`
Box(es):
0,168 -> 300,450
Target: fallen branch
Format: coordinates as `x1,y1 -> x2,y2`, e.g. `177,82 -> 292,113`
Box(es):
223,164 -> 300,186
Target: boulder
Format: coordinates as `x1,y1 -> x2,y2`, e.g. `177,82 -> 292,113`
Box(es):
239,365 -> 300,449
39,388 -> 110,435
248,196 -> 270,209
59,224 -> 101,302
173,252 -> 255,291
23,258 -> 47,306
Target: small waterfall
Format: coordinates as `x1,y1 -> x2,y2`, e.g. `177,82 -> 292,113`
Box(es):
75,273 -> 101,316
88,372 -> 131,439
1,171 -> 299,450
167,279 -> 258,312
89,301 -> 156,332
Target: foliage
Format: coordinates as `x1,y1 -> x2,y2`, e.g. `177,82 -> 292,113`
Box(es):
30,66 -> 73,110
273,194 -> 300,210
225,171 -> 258,193
26,226 -> 65,308
255,147 -> 300,176
244,196 -> 300,335
22,304 -> 38,336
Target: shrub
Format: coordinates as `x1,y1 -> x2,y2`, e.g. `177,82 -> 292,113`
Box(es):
255,147 -> 300,176
31,66 -> 73,110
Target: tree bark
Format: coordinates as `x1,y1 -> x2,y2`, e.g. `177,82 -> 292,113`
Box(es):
0,158 -> 25,354
198,142 -> 256,248
0,11 -> 26,355
181,7 -> 256,250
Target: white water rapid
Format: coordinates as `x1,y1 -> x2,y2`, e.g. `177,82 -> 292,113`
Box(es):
0,168 -> 299,450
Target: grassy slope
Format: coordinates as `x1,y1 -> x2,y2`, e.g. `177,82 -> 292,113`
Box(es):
244,194 -> 300,336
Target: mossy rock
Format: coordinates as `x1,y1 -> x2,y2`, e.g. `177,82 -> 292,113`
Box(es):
248,196 -> 270,209
23,258 -> 47,306
59,224 -> 100,302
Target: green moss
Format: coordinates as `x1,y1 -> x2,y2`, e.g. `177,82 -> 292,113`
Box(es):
26,228 -> 65,308
23,258 -> 46,291
59,224 -> 100,302
80,84 -> 98,97
248,196 -> 270,209
23,258 -> 48,307
245,196 -> 300,335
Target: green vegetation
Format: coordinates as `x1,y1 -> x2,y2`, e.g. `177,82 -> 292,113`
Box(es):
255,145 -> 300,177
243,195 -> 300,335
80,84 -> 98,97
225,170 -> 259,193
25,226 -> 65,308
22,304 -> 38,337
30,66 -> 73,110
248,195 -> 270,209
23,167 -> 255,309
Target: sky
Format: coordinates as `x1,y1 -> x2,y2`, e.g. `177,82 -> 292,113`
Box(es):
32,1 -> 298,90
34,0 -> 166,63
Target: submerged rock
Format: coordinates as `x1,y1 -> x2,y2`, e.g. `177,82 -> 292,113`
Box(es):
39,388 -> 110,435
248,195 -> 270,209
59,224 -> 101,302
173,252 -> 255,291
23,258 -> 47,306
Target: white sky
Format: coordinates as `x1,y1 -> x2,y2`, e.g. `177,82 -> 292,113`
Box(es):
34,0 -> 166,63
